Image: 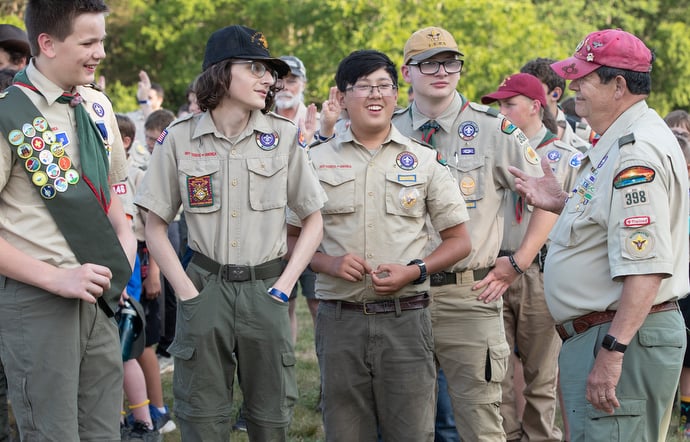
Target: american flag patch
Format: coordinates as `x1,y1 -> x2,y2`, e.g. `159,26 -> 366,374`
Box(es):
156,129 -> 168,145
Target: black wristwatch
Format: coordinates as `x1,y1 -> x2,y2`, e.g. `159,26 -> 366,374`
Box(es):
407,259 -> 427,285
601,334 -> 627,353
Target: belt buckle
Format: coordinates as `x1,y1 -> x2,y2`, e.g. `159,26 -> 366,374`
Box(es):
222,265 -> 250,281
363,301 -> 377,315
430,273 -> 445,286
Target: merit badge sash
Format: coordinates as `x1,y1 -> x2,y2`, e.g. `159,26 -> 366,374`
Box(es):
0,86 -> 131,316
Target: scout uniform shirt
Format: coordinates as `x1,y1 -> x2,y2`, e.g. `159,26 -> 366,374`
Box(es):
545,100 -> 690,323
501,126 -> 580,252
307,124 -> 469,303
0,61 -> 127,269
393,92 -> 544,271
134,110 -> 326,266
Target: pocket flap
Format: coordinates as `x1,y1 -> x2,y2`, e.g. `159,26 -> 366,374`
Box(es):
247,156 -> 287,178
318,168 -> 355,187
638,326 -> 685,347
167,342 -> 195,361
586,398 -> 645,419
179,159 -> 220,177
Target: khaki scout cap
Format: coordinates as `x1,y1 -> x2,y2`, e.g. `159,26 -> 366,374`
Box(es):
404,27 -> 463,65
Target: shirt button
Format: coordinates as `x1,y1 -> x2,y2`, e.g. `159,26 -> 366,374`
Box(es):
232,179 -> 238,186
231,241 -> 238,247
231,211 -> 238,217
231,149 -> 237,155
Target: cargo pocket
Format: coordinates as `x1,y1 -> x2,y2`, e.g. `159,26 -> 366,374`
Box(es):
585,399 -> 646,441
281,351 -> 298,413
484,340 -> 511,383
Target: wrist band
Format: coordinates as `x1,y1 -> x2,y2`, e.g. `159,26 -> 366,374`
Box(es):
314,130 -> 335,142
137,99 -> 150,105
508,254 -> 524,275
268,287 -> 289,302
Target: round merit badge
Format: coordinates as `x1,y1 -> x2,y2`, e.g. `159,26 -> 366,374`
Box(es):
25,157 -> 40,172
65,169 -> 80,185
8,129 -> 24,146
399,188 -> 420,209
396,151 -> 418,170
459,121 -> 479,141
33,117 -> 48,132
40,183 -> 56,199
22,123 -> 36,138
460,176 -> 476,195
625,229 -> 654,258
256,132 -> 279,150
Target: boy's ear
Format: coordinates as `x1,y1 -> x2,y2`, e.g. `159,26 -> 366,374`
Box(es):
37,32 -> 57,58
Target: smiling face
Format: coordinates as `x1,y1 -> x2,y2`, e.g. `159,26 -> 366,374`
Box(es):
39,12 -> 106,91
339,67 -> 398,138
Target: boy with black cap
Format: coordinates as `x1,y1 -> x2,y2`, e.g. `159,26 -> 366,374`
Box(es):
135,24 -> 326,441
0,24 -> 30,70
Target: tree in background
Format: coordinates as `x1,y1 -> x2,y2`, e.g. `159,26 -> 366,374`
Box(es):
2,0 -> 690,115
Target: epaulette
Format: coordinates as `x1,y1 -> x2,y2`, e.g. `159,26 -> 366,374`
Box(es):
618,133 -> 635,148
408,136 -> 433,150
168,112 -> 195,128
468,101 -> 500,117
84,82 -> 104,92
267,110 -> 298,126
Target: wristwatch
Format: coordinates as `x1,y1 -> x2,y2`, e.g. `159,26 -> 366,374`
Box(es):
601,334 -> 627,353
407,259 -> 427,285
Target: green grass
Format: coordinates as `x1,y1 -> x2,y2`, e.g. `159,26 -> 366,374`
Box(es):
161,296 -> 324,441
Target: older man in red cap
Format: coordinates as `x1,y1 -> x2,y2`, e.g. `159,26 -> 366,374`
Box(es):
482,72 -> 580,442
510,29 -> 689,441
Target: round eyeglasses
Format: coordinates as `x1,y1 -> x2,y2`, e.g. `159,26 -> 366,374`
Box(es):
345,83 -> 398,97
407,59 -> 464,75
230,60 -> 279,83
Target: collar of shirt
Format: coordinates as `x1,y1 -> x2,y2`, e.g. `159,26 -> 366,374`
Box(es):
410,91 -> 466,133
192,109 -> 275,142
25,60 -> 85,106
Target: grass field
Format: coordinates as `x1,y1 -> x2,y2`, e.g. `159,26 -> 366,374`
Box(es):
159,296 -> 688,441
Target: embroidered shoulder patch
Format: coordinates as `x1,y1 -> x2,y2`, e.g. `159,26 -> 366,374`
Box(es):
613,166 -> 655,189
625,229 -> 654,258
501,118 -> 517,135
157,129 -> 169,145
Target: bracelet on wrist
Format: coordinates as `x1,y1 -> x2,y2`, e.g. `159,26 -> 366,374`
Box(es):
314,130 -> 335,142
137,99 -> 150,105
508,254 -> 524,275
268,287 -> 289,302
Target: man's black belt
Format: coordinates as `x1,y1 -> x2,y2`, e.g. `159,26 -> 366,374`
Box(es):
190,252 -> 283,282
322,293 -> 430,315
429,268 -> 491,287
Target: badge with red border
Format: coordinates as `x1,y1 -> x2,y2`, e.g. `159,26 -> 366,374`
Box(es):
187,175 -> 214,207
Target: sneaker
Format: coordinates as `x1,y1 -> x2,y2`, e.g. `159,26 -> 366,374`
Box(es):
121,420 -> 163,442
231,409 -> 247,432
158,355 -> 174,374
149,404 -> 177,434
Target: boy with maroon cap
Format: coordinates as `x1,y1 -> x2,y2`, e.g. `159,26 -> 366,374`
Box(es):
511,29 -> 688,441
135,25 -> 326,441
481,72 -> 579,442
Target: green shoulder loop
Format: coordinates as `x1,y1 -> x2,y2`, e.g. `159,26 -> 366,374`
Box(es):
618,133 -> 636,148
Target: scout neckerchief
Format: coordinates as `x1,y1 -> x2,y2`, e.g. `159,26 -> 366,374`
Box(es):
0,79 -> 130,317
514,129 -> 559,224
411,94 -> 470,149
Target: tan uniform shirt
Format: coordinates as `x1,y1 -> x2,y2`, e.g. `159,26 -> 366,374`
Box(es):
501,127 -> 580,251
135,110 -> 326,266
0,61 -> 127,269
545,101 -> 690,323
307,125 -> 469,302
393,93 -> 543,271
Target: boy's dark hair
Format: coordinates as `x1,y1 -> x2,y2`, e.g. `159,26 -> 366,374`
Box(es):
194,59 -> 280,113
0,68 -> 17,90
664,110 -> 690,133
144,109 -> 175,133
25,0 -> 109,57
335,50 -> 398,92
520,58 -> 564,99
115,113 -> 136,141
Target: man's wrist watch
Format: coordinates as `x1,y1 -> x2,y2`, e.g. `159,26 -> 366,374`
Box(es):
601,334 -> 627,353
407,259 -> 427,285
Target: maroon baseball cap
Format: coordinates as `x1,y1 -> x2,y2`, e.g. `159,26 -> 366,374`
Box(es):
550,29 -> 652,80
481,73 -> 547,108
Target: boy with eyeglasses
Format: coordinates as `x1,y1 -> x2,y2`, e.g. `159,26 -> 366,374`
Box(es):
135,24 -> 326,441
288,49 -> 471,442
392,27 -> 551,441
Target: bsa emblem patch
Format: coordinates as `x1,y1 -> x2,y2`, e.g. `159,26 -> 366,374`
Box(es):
399,188 -> 420,209
396,151 -> 418,170
256,132 -> 279,150
187,175 -> 214,207
625,229 -> 654,258
92,102 -> 105,117
547,150 -> 561,162
459,121 -> 479,141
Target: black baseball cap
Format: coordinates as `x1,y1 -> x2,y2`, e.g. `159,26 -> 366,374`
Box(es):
202,25 -> 289,77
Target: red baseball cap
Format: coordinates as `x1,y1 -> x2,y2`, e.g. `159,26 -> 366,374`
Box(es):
551,29 -> 652,80
481,73 -> 547,108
